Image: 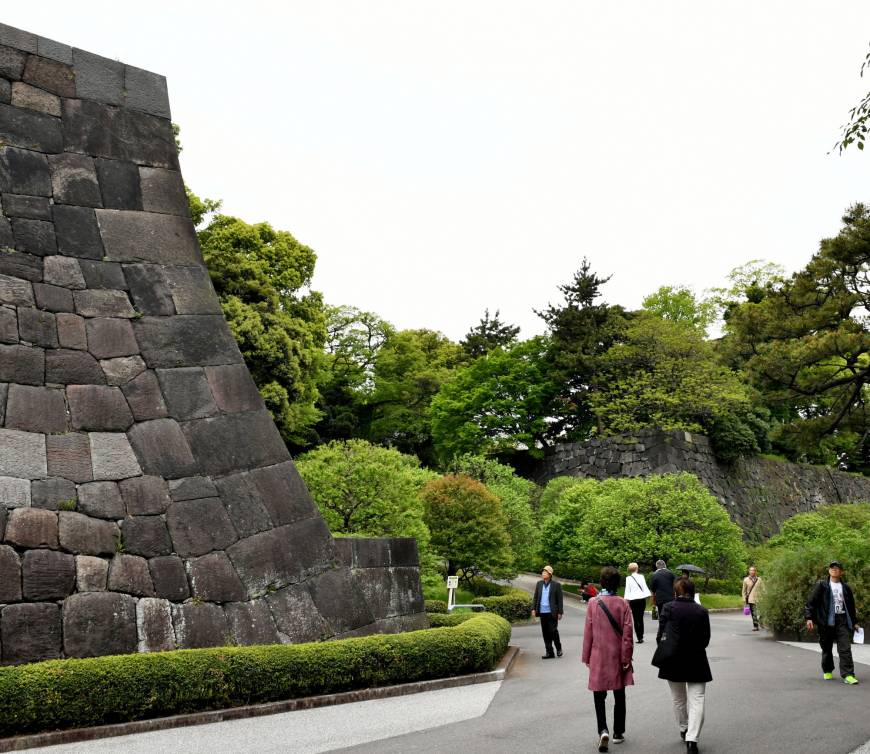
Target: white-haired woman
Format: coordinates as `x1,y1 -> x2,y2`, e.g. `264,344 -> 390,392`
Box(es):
624,563 -> 652,644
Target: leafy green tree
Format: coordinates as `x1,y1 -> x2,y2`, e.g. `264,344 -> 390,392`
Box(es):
540,473 -> 747,579
421,474 -> 512,580
833,43 -> 870,153
538,476 -> 586,520
430,336 -> 561,460
642,285 -> 716,333
460,309 -> 520,358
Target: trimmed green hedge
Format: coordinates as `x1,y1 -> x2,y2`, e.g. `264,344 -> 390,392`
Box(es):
467,578 -> 533,622
0,613 -> 511,737
427,613 -> 475,627
424,599 -> 448,613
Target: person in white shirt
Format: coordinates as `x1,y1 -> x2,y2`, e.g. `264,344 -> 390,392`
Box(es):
624,562 -> 652,644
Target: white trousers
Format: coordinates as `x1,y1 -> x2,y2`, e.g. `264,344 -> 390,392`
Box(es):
667,681 -> 706,743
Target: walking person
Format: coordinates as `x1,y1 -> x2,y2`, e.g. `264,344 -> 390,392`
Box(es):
741,566 -> 763,631
582,566 -> 634,752
653,577 -> 711,754
650,559 -> 676,617
532,565 -> 564,659
624,562 -> 651,643
805,560 -> 859,684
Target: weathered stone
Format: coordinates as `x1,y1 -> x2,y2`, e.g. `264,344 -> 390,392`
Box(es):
157,368 -> 218,421
0,505 -> 5,539
89,432 -> 142,480
45,349 -> 105,384
127,418 -> 197,478
139,167 -> 187,216
84,317 -> 138,360
58,511 -> 118,555
67,385 -> 133,431
48,152 -> 101,207
343,538 -> 391,569
0,102 -> 62,153
0,273 -> 34,306
33,283 -> 74,313
249,461 -> 317,527
75,554 -> 107,591
122,264 -> 174,316
72,49 -> 123,104
308,567 -> 375,635
171,603 -> 227,650
11,217 -> 56,256
108,553 -> 155,597
73,289 -> 135,318
125,66 -> 171,119
119,475 -> 170,515
22,548 -> 75,600
265,584 -> 330,643
46,433 -> 92,483
63,592 -> 137,658
224,600 -> 280,646
391,567 -> 425,615
77,480 -> 125,519
183,413 -> 290,478
121,516 -> 171,557
164,266 -> 221,315
137,597 -> 175,652
214,471 -> 273,539
168,476 -> 217,502
389,538 -> 420,567
94,158 -> 142,211
55,313 -> 87,349
4,385 -> 66,434
0,382 -> 7,423
22,54 -> 75,97
0,307 -> 17,343
17,307 -> 58,348
52,205 -> 104,260
78,259 -> 126,290
43,256 -> 86,289
148,555 -> 189,601
166,497 -> 237,558
0,475 -> 30,507
96,210 -> 201,265
351,567 -> 391,621
0,544 -> 21,601
5,508 -> 57,548
134,316 -> 242,368
0,249 -> 41,282
36,38 -> 73,65
121,370 -> 168,421
0,78 -> 8,103
2,603 -> 62,663
10,81 -> 60,116
31,476 -> 75,510
0,146 -> 51,195
205,364 -> 263,414
1,193 -> 51,220
99,355 -> 146,386
0,44 -> 26,79
187,551 -> 246,603
0,427 -> 47,478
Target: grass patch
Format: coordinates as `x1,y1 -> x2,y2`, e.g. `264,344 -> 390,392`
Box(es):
699,593 -> 743,609
423,585 -> 476,605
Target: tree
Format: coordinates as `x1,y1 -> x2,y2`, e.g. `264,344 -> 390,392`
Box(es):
538,476 -> 586,520
421,474 -> 512,581
460,309 -> 520,358
642,285 -> 716,333
430,336 -> 561,460
833,43 -> 870,153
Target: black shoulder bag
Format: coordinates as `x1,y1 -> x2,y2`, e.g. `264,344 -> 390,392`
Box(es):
651,612 -> 680,668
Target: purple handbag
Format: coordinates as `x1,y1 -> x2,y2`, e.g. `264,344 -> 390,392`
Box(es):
743,605 -> 751,615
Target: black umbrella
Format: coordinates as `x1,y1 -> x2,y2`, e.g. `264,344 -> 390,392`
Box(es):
675,564 -> 706,574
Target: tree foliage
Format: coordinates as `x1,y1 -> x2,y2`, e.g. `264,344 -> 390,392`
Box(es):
833,43 -> 870,153
642,285 -> 717,333
460,309 -> 520,359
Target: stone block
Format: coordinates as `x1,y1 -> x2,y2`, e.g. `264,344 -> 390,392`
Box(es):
224,600 -> 280,646
0,215 -> 11,247
0,249 -> 42,282
89,432 -> 142,480
17,307 -> 58,348
85,317 -> 139,359
249,461 -> 316,527
5,508 -> 58,548
44,256 -> 86,289
0,79 -> 7,103
95,158 -> 142,211
77,480 -> 125,519
2,603 -> 62,663
0,25 -> 36,52
100,355 -> 146,386
0,146 -> 51,195
171,603 -> 228,649
134,315 -> 242,368
22,548 -> 75,600
148,555 -> 189,601
121,370 -> 168,421
48,153 -> 101,207
127,418 -> 197,479
0,544 -> 21,601
119,475 -> 170,515
0,44 -> 26,79
187,551 -> 246,603
183,413 -> 290,478
46,432 -> 92,483
265,584 -> 330,643
166,497 -> 237,558
72,48 -> 124,105
11,217 -> 56,255
205,364 -> 264,414
73,289 -> 135,318
308,567 -> 374,635
137,597 -> 175,652
75,554 -> 107,591
67,385 -> 133,431
123,264 -> 174,316
10,81 -> 60,116
0,505 -> 5,539
52,205 -> 103,260
4,385 -> 66,434
333,537 -> 353,567
391,566 -> 425,614
108,553 -> 155,597
96,210 -> 201,265
63,592 -> 137,658
0,101 -> 62,153
0,307 -> 17,343
139,167 -> 187,215
0,273 -> 34,306
121,516 -> 171,557
58,511 -> 118,555
34,283 -> 74,313
214,471 -> 273,539
0,475 -> 30,507
168,476 -> 217,502
22,55 -> 74,97
351,568 -> 391,621
389,538 -> 420,567
0,383 -> 6,423
31,476 -> 76,510
164,266 -> 221,315
45,349 -> 105,384
36,37 -> 73,65
0,427 -> 47,478
124,66 -> 171,119
157,367 -> 218,421
348,538 -> 391,569
78,259 -> 126,290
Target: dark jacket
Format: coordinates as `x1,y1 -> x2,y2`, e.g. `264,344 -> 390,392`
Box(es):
804,578 -> 857,629
533,579 -> 564,615
650,568 -> 676,607
655,597 -> 712,683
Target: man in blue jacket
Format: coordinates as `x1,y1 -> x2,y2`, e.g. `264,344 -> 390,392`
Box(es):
805,560 -> 859,685
532,565 -> 564,659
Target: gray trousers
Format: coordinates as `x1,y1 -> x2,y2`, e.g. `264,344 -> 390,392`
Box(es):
819,614 -> 855,677
668,681 -> 706,743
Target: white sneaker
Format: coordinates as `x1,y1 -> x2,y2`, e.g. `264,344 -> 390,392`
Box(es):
598,731 -> 610,752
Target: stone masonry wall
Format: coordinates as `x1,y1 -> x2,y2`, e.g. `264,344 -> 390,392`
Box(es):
0,22 -> 421,664
534,429 -> 870,541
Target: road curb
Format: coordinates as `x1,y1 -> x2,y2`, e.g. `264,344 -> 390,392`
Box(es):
0,645 -> 520,753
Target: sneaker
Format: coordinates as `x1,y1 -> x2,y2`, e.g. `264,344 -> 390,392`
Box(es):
598,731 -> 610,752
680,730 -> 687,741
823,672 -> 834,680
612,734 -> 625,744
844,675 -> 859,685
556,648 -> 563,657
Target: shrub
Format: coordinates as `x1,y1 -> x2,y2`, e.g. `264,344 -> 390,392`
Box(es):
424,599 -> 448,614
466,578 -> 533,622
428,613 -> 475,627
0,613 -> 511,737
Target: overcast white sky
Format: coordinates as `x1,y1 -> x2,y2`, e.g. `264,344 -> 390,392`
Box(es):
7,3 -> 870,340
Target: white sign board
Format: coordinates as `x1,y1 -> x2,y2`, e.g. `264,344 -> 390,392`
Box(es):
446,576 -> 459,589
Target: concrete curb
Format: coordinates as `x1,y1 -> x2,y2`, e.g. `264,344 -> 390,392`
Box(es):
0,645 -> 520,753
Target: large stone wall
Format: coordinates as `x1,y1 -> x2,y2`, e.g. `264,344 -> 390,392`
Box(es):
534,429 -> 870,541
0,22 -> 422,664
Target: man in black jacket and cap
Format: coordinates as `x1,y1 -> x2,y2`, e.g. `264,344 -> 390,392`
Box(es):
805,560 -> 859,685
532,565 -> 564,659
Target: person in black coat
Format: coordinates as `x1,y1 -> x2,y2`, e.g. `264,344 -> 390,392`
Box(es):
654,577 -> 711,754
532,565 -> 564,659
804,560 -> 859,684
650,560 -> 676,613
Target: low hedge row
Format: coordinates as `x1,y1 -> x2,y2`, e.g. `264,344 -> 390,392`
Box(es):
0,612 -> 511,737
467,578 -> 533,622
427,613 -> 475,627
424,599 -> 448,613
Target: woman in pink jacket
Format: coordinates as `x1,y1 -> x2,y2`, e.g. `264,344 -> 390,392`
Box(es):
582,566 -> 635,752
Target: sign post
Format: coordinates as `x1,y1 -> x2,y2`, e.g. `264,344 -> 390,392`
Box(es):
446,575 -> 459,611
